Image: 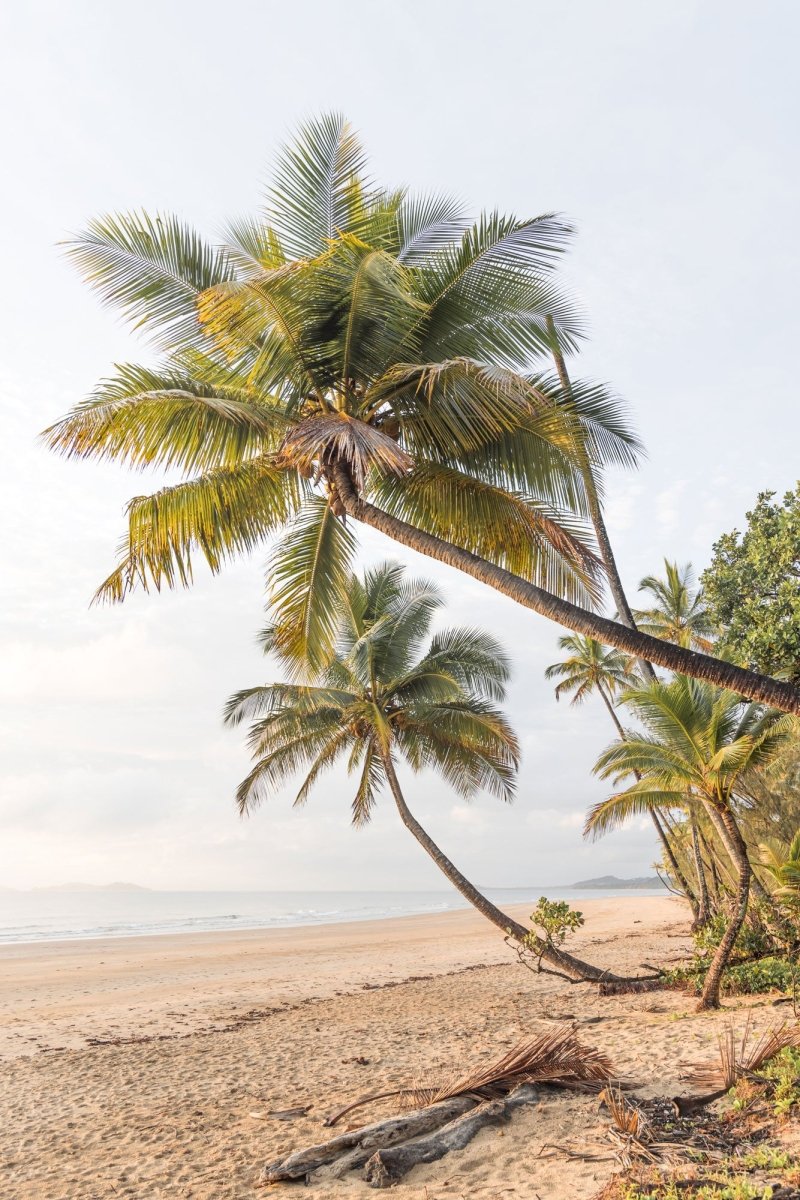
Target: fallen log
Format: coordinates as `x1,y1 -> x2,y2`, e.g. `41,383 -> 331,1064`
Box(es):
261,1095 -> 476,1183
362,1084 -> 539,1189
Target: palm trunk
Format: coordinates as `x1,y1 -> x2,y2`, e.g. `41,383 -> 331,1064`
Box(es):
332,466 -> 800,716
705,804 -> 770,904
596,683 -> 698,916
546,315 -> 656,684
380,751 -> 621,983
690,815 -> 712,926
697,804 -> 752,1009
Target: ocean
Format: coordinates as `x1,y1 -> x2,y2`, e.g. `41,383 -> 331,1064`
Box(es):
0,885 -> 666,946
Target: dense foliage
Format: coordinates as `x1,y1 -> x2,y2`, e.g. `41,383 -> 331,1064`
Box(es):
702,487 -> 800,681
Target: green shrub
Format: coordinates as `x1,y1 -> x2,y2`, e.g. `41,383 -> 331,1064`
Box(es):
664,955 -> 797,996
764,1045 -> 800,1116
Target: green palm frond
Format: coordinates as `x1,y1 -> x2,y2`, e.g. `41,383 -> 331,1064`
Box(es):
374,462 -> 601,606
266,497 -> 358,675
350,737 -> 385,826
42,361 -> 289,475
65,211 -> 234,349
94,457 -> 300,603
585,787 -> 688,840
266,112 -> 372,259
633,560 -> 716,652
394,192 -> 467,263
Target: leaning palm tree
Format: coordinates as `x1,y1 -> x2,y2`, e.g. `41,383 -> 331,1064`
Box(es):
544,635 -> 701,917
587,676 -> 794,1008
225,562 -> 613,982
633,561 -> 715,653
42,113 -> 800,713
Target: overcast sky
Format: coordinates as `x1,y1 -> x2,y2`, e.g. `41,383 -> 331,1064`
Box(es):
1,0 -> 798,891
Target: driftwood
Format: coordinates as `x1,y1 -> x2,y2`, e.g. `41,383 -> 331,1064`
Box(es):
362,1085 -> 539,1188
261,1095 -> 476,1183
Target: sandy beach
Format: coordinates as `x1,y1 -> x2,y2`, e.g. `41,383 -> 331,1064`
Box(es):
0,895 -> 792,1199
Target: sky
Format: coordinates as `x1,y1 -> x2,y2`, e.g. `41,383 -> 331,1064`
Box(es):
1,0 -> 798,892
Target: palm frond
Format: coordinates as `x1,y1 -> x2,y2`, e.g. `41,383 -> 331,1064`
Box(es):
94,457 -> 299,603
65,211 -> 233,349
266,112 -> 371,259
42,361 -> 289,475
266,497 -> 358,675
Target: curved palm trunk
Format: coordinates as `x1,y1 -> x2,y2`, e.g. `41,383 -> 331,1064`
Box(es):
333,467 -> 800,716
380,752 -> 621,983
596,684 -> 699,917
698,804 -> 752,1010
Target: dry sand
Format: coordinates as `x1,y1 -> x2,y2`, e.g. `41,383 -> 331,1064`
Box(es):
0,896 -> 791,1199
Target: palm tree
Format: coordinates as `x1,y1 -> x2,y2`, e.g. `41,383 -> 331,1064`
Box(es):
634,561 -> 715,652
42,113 -> 800,714
224,561 -> 614,982
587,676 -> 793,1008
544,634 -> 701,919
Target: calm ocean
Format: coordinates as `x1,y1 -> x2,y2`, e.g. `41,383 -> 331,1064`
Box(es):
0,885 -> 666,946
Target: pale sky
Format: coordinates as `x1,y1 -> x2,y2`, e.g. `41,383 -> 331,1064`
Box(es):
1,0 -> 798,891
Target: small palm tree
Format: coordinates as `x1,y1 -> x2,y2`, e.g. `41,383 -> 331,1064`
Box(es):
544,635 -> 702,918
587,676 -> 793,1008
760,829 -> 800,899
633,561 -> 715,653
224,562 -> 609,981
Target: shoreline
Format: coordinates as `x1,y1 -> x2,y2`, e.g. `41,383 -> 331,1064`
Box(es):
0,885 -> 668,948
0,896 -> 682,1060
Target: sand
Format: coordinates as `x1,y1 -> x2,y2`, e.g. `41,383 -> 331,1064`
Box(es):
0,896 -> 791,1199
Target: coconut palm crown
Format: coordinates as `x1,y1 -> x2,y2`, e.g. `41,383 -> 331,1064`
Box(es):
41,113 -> 800,712
633,560 -> 715,652
224,561 -> 518,822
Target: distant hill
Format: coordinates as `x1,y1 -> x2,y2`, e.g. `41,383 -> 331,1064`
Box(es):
571,875 -> 664,890
32,882 -> 151,893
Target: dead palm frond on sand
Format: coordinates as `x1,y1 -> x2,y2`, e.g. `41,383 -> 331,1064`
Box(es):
325,1026 -> 614,1127
408,1026 -> 614,1107
684,1017 -> 800,1092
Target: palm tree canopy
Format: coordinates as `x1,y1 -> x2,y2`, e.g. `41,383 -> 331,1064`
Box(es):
585,675 -> 794,839
224,561 -> 520,825
544,633 -> 639,705
44,113 -> 641,673
760,828 -> 800,895
633,560 -> 715,652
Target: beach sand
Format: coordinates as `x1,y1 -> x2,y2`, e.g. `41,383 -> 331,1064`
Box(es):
0,896 -> 791,1198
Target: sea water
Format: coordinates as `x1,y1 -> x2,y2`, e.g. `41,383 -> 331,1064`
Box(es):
0,885 -> 666,945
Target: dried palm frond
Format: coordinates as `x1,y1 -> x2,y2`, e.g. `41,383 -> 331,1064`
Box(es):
599,1086 -> 660,1169
684,1017 -> 800,1091
405,1026 -> 615,1109
276,413 -> 413,491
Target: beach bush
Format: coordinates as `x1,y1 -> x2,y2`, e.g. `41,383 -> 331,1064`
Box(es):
665,955 -> 797,997
508,898 -> 584,974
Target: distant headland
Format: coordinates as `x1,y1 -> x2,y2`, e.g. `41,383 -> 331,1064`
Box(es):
570,875 -> 664,890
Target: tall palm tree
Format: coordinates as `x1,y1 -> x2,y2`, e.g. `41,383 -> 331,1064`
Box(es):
42,113 -> 800,714
225,562 -> 614,982
586,676 -> 793,1008
544,635 -> 700,918
634,561 -> 715,653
